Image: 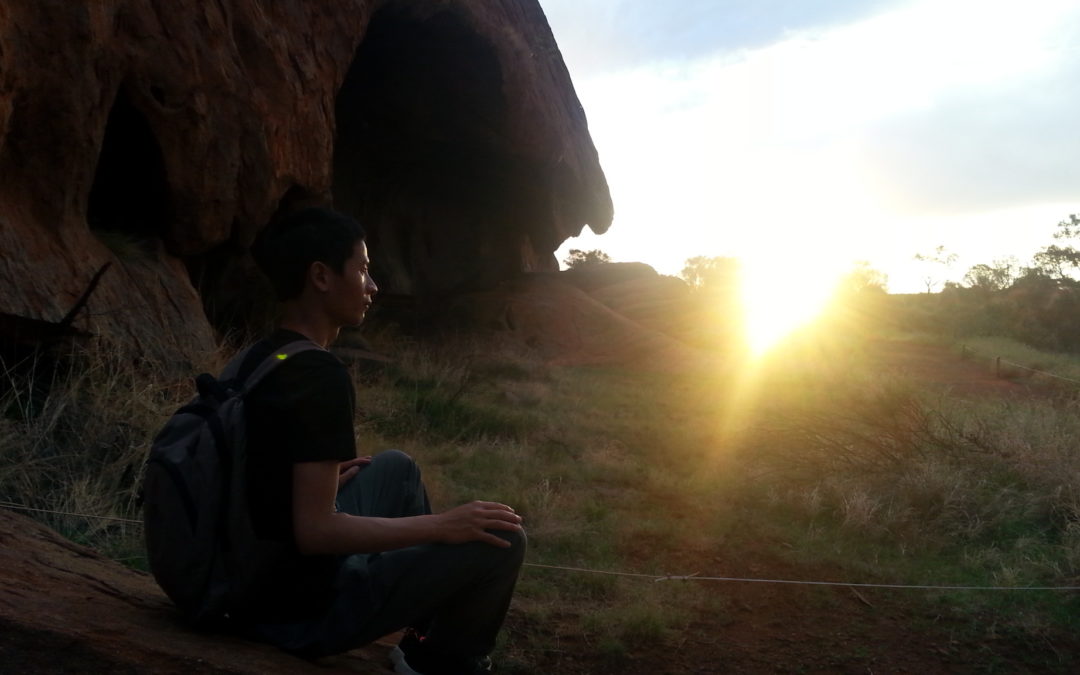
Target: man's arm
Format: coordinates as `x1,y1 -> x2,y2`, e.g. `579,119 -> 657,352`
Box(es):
292,460 -> 524,555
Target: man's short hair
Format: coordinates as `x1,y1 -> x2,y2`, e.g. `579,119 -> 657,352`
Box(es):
252,207 -> 367,301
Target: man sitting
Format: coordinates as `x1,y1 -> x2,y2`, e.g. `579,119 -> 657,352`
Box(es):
233,206 -> 525,675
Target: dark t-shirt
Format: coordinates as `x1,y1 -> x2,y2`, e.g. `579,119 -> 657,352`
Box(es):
234,328 -> 356,621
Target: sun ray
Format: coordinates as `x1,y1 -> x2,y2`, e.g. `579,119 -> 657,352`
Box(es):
739,257 -> 841,356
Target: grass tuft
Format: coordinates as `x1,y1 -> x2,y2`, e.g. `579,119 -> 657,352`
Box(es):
0,340 -> 213,567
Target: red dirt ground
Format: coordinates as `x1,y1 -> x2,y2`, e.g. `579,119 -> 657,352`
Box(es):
4,340 -> 1076,673
509,339 -> 1079,674
869,338 -> 1056,399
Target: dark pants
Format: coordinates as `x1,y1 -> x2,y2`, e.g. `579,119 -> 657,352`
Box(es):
244,450 -> 526,661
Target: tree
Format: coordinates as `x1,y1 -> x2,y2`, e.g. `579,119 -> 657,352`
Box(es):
1054,213 -> 1080,239
913,245 -> 958,293
679,256 -> 740,292
1032,246 -> 1078,279
563,248 -> 612,268
1032,214 -> 1080,279
837,260 -> 888,295
679,256 -> 743,347
962,257 -> 1017,292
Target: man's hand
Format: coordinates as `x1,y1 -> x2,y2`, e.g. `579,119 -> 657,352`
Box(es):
295,460 -> 523,555
337,456 -> 372,489
434,501 -> 524,548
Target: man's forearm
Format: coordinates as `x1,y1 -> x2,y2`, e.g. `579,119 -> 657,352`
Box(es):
292,460 -> 523,555
295,511 -> 442,555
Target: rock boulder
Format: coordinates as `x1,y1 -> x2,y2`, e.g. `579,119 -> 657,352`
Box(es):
0,0 -> 611,361
0,509 -> 395,673
443,271 -> 705,370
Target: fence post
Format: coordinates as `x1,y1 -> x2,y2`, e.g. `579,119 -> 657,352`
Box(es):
996,356 -> 1001,379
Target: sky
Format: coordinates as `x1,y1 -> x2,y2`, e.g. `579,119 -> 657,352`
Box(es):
542,0 -> 1080,293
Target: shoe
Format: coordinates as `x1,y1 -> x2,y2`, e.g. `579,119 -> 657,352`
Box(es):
389,635 -> 493,675
390,644 -> 423,675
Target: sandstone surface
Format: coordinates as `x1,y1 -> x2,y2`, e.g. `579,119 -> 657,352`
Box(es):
0,508 -> 395,673
0,0 -> 611,361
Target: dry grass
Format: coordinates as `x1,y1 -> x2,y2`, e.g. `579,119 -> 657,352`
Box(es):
961,335 -> 1080,385
0,339 -> 217,559
5,327 -> 1080,669
735,345 -> 1080,595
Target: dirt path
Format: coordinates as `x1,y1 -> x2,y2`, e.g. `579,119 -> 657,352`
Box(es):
522,545 -> 1018,674
516,339 -> 1078,674
868,338 -> 1056,398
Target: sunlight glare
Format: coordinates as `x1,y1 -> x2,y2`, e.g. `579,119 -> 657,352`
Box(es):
740,257 -> 840,356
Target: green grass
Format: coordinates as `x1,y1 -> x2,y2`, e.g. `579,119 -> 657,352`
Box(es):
959,335 -> 1080,385
5,329 -> 1080,670
721,338 -> 1080,667
362,335 -> 1080,665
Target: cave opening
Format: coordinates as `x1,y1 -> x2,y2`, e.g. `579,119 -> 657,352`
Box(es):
333,2 -> 513,304
87,88 -> 170,256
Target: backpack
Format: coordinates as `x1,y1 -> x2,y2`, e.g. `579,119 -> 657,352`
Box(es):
141,338 -> 321,625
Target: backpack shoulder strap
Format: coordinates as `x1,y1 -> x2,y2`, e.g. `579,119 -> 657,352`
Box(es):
241,339 -> 325,393
219,345 -> 256,381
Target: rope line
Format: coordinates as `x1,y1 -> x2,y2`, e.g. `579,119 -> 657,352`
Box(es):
963,345 -> 1080,385
998,358 -> 1080,385
522,562 -> 1080,591
5,504 -> 1080,592
0,501 -> 142,525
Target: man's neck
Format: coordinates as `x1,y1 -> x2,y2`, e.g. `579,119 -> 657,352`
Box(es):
278,304 -> 338,349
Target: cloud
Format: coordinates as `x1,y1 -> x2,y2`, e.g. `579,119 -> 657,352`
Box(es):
547,0 -> 1080,289
859,56 -> 1080,214
539,0 -> 906,77
571,0 -> 1080,216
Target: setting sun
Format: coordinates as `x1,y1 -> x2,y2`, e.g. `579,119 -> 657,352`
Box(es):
739,258 -> 841,355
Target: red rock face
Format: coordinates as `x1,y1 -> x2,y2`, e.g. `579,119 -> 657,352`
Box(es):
0,0 -> 611,360
0,509 -> 400,672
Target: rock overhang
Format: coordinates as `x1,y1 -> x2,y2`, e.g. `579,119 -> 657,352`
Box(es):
0,0 -> 612,361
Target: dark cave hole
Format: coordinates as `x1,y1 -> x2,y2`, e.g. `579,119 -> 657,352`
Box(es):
333,2 -> 512,300
87,89 -> 170,256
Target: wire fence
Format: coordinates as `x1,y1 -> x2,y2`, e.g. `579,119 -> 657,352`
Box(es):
8,340 -> 1080,594
8,341 -> 1080,594
4,501 -> 1079,592
960,344 -> 1080,386
0,500 -> 141,524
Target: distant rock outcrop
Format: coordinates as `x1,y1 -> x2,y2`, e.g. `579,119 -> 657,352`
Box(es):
443,265 -> 707,369
0,0 -> 611,361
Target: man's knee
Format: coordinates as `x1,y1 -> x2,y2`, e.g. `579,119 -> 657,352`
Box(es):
489,528 -> 527,568
371,449 -> 420,481
374,448 -> 414,469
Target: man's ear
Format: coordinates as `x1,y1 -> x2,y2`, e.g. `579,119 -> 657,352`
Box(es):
308,261 -> 334,293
